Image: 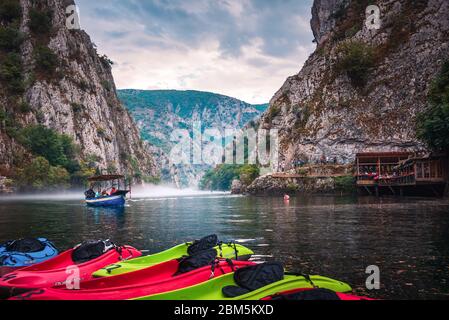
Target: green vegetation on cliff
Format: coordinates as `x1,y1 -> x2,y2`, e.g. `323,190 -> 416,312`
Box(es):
336,41 -> 375,87
0,26 -> 23,51
417,60 -> 449,152
0,0 -> 21,23
29,8 -> 53,34
34,45 -> 58,74
18,125 -> 79,172
11,125 -> 87,191
199,165 -> 260,191
334,175 -> 356,194
0,125 -> 103,191
16,157 -> 70,191
0,0 -> 24,96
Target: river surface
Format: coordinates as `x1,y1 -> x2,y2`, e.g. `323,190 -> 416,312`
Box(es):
0,193 -> 448,300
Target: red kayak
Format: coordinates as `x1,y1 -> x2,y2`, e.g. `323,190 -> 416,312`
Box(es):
0,242 -> 141,299
262,288 -> 375,301
10,259 -> 256,300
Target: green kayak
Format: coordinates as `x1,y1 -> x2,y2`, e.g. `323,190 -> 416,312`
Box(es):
93,242 -> 254,278
134,273 -> 352,300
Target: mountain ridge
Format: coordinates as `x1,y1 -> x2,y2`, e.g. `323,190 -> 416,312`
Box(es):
119,89 -> 269,187
119,89 -> 268,152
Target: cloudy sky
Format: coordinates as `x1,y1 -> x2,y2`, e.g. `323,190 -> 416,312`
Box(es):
75,0 -> 315,104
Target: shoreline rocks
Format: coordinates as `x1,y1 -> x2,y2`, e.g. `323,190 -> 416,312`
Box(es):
0,176 -> 14,194
231,179 -> 245,195
245,174 -> 341,196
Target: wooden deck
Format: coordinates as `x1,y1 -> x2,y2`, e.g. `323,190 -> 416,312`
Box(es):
272,173 -> 349,179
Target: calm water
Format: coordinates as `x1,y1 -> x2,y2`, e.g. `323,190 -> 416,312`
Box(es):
0,193 -> 449,300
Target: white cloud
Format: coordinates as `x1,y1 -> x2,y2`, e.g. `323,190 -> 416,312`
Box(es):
76,0 -> 315,104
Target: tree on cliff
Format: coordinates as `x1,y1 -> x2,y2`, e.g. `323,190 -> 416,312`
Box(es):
417,60 -> 449,152
199,165 -> 260,191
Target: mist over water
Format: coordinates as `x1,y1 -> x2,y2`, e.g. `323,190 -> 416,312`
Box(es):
131,184 -> 230,199
0,191 -> 84,201
0,184 -> 229,202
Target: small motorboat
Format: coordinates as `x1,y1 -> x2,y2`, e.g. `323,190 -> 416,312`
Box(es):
84,175 -> 131,207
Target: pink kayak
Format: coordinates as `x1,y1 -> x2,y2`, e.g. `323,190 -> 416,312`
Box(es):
0,267 -> 19,278
10,259 -> 256,300
0,243 -> 141,299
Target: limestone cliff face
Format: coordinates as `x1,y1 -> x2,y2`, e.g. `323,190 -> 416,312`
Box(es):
0,0 -> 158,178
260,0 -> 449,168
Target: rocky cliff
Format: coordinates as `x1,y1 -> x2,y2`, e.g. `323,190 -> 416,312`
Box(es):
259,0 -> 449,169
0,0 -> 157,183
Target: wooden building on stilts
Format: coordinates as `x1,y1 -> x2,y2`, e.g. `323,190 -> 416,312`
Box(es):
356,152 -> 448,197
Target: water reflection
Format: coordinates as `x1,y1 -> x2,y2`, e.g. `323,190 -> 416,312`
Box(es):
0,195 -> 448,299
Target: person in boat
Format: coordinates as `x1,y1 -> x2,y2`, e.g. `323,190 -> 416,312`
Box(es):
109,187 -> 117,196
85,188 -> 95,199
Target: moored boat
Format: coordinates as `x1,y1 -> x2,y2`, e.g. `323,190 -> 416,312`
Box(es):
84,175 -> 131,207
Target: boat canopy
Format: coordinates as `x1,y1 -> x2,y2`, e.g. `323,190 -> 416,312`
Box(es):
88,175 -> 125,182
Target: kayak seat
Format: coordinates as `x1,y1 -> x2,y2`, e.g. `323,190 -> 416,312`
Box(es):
4,238 -> 46,253
222,286 -> 251,297
222,262 -> 284,298
175,249 -> 217,276
270,288 -> 341,301
187,235 -> 218,256
72,240 -> 114,264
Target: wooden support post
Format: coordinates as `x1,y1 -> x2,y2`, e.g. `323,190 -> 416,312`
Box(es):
430,185 -> 440,197
364,186 -> 373,196
377,157 -> 381,176
389,186 -> 395,195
